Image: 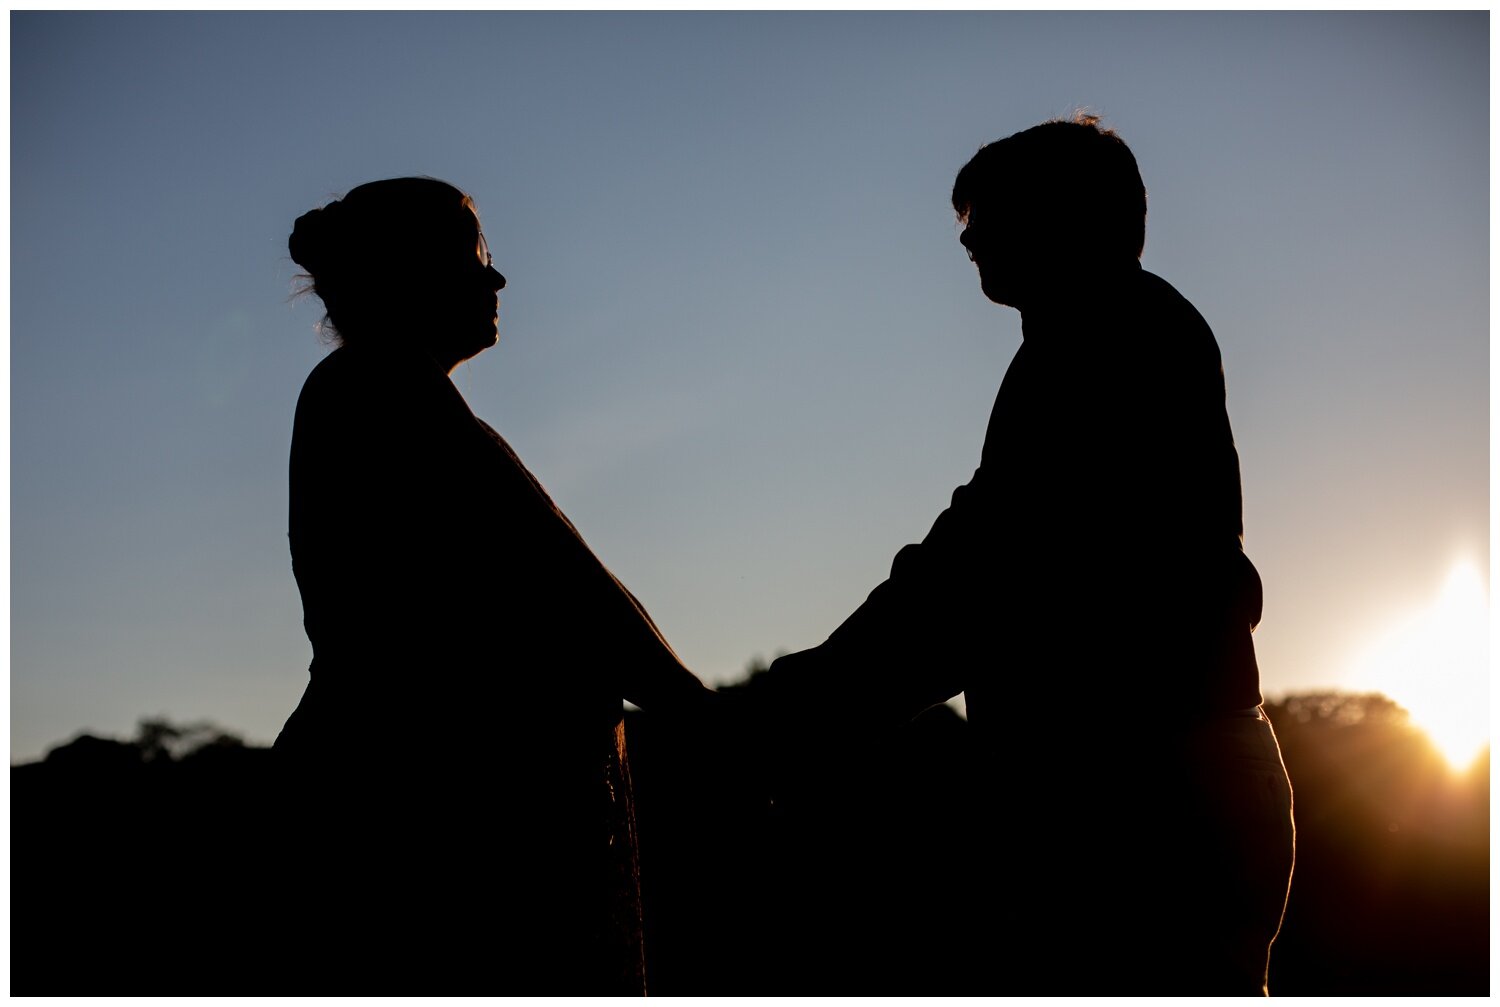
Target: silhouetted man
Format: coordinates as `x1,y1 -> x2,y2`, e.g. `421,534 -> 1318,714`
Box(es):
763,116 -> 1294,994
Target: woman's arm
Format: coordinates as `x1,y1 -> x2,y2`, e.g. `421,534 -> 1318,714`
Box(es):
470,416 -> 714,713
609,578 -> 717,714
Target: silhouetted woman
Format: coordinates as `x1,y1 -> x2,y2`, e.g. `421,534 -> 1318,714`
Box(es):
275,177 -> 710,992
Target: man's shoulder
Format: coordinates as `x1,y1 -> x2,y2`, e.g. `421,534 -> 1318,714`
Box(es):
1137,270 -> 1206,322
1132,269 -> 1221,365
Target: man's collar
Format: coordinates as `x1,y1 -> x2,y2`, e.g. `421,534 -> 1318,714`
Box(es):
1019,261 -> 1143,339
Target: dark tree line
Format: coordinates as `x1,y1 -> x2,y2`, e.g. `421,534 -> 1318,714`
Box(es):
10,685 -> 1488,993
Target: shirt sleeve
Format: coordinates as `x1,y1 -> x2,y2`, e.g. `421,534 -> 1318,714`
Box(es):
763,469 -> 993,727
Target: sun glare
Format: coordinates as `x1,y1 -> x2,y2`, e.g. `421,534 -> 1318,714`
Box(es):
1347,562 -> 1490,771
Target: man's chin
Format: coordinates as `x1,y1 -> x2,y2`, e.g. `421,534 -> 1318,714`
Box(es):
980,279 -> 1020,308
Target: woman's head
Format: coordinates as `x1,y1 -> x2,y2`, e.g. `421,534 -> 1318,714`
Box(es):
290,177 -> 506,369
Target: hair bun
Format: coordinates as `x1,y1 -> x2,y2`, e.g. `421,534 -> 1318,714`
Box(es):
288,200 -> 345,277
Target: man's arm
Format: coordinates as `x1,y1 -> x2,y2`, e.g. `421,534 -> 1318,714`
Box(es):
763,470 -> 994,727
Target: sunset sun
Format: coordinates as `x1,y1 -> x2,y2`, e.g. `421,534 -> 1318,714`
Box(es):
1347,562 -> 1490,771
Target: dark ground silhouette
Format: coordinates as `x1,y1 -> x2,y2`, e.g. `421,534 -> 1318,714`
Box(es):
10,684 -> 1488,993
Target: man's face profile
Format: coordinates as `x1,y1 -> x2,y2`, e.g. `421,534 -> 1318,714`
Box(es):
960,199 -> 1030,309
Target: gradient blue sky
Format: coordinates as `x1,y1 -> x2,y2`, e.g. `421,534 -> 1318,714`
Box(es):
11,12 -> 1488,761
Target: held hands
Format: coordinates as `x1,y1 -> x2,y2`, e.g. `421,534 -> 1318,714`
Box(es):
636,650 -> 833,809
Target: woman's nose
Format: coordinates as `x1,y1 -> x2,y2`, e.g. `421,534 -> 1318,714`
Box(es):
489,266 -> 506,291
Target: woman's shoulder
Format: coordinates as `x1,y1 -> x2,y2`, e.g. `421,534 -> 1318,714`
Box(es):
293,347 -> 373,440
296,343 -> 464,421
299,343 -> 410,394
296,345 -> 373,407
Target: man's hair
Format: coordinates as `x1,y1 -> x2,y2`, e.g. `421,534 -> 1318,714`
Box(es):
952,112 -> 1148,261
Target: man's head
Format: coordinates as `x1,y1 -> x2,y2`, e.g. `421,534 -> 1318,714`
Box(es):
953,113 -> 1147,308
